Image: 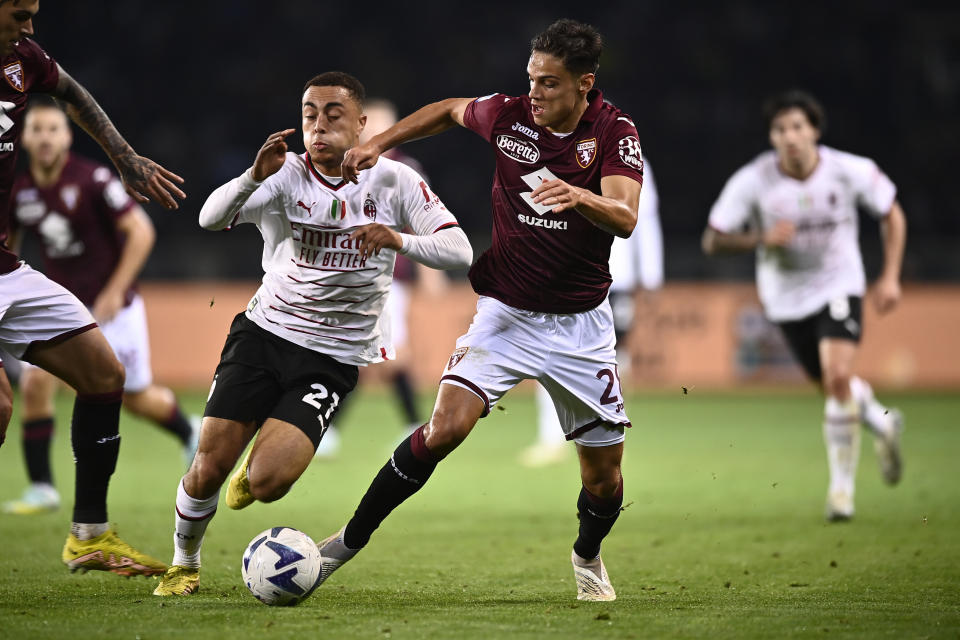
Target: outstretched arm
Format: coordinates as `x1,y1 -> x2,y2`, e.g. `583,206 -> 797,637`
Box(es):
52,66 -> 185,209
701,220 -> 795,255
873,200 -> 907,315
92,207 -> 155,324
341,98 -> 474,183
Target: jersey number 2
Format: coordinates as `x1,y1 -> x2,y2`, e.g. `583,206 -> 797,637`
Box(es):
302,383 -> 341,426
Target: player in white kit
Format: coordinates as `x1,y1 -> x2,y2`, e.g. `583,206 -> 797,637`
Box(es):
152,72 -> 472,596
702,90 -> 907,521
523,156 -> 663,467
318,20 -> 644,601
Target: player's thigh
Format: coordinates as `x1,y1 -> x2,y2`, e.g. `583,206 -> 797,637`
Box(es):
438,297 -> 545,415
25,327 -> 124,395
816,296 -> 862,394
819,338 -> 858,396
269,365 -> 357,450
0,367 -> 12,443
776,317 -> 822,381
99,295 -> 154,393
187,416 -> 259,496
247,418 -> 315,497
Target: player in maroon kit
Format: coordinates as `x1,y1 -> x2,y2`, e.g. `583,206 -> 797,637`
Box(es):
318,19 -> 643,601
3,100 -> 198,515
0,1 -> 184,577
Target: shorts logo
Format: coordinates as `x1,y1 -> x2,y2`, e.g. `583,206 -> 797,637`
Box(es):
575,138 -> 597,168
447,346 -> 470,370
617,136 -> 643,171
496,134 -> 540,164
363,195 -> 377,221
4,61 -> 23,92
829,297 -> 850,321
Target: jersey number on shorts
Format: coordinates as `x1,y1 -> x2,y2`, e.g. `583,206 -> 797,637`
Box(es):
596,367 -> 625,413
301,383 -> 341,426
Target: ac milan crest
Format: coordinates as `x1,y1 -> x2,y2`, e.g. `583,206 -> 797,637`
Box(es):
575,138 -> 597,168
447,346 -> 469,370
4,61 -> 23,92
363,196 -> 377,221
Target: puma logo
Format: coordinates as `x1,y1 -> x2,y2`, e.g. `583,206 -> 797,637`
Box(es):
296,200 -> 316,214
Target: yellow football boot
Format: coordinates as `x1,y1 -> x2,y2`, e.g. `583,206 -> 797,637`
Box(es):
226,448 -> 255,510
153,565 -> 200,596
62,530 -> 167,577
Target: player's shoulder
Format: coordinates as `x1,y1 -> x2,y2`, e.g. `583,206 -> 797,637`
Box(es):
268,151 -> 310,186
365,156 -> 423,196
820,145 -> 877,174
10,37 -> 53,62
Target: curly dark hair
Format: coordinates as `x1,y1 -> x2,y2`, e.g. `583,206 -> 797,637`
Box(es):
763,90 -> 826,133
302,72 -> 366,106
530,19 -> 602,76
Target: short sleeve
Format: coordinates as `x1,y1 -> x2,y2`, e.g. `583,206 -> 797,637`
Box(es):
708,164 -> 757,233
394,164 -> 459,236
20,39 -> 59,93
599,117 -> 644,185
463,93 -> 510,142
91,166 -> 135,222
842,152 -> 896,218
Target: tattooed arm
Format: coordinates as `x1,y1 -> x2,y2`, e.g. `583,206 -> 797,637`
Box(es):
52,65 -> 186,209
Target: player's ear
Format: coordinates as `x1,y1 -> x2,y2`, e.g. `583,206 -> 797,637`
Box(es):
357,113 -> 367,137
579,73 -> 595,95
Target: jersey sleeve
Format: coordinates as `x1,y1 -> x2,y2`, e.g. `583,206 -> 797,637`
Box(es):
599,117 -> 644,185
20,38 -> 60,93
708,164 -> 758,233
199,157 -> 291,231
394,163 -> 459,236
462,93 -> 510,142
842,152 -> 897,218
91,166 -> 135,222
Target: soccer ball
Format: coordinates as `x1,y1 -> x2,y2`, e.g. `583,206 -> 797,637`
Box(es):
241,526 -> 323,606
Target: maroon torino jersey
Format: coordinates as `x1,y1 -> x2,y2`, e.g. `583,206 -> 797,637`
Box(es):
0,38 -> 60,274
463,89 -> 644,313
11,154 -> 137,305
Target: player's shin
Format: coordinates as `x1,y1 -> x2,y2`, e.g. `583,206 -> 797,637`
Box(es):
823,397 -> 861,517
70,390 -> 122,528
172,478 -> 219,568
849,376 -> 894,437
342,424 -> 441,549
23,417 -> 55,485
573,481 -> 624,560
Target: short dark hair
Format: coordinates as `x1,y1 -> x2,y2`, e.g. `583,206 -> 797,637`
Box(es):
302,71 -> 366,106
26,95 -> 65,113
530,19 -> 602,76
763,90 -> 826,133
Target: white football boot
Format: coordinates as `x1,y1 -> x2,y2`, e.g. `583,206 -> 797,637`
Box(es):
571,550 -> 617,601
874,409 -> 904,485
315,526 -> 359,586
825,489 -> 855,522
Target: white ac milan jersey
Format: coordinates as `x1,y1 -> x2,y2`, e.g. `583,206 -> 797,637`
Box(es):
229,152 -> 459,365
708,145 -> 896,322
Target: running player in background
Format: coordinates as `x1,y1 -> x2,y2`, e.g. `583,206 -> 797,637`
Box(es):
2,99 -> 198,515
315,98 -> 449,457
523,156 -> 662,468
322,19 -> 643,601
0,0 -> 183,576
152,72 -> 471,596
702,90 -> 906,521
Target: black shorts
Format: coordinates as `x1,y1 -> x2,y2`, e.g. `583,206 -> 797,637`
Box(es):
204,313 -> 359,448
776,296 -> 862,381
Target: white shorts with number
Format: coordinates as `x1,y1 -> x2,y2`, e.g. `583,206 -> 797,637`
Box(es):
388,281 -> 410,350
440,296 -> 630,447
0,263 -> 96,359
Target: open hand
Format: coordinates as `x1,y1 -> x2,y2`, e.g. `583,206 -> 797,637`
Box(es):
252,129 -> 296,182
118,155 -> 185,210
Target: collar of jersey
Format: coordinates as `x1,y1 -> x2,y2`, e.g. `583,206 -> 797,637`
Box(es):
302,153 -> 350,191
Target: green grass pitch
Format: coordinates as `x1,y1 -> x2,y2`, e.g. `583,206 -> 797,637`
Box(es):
0,388 -> 958,639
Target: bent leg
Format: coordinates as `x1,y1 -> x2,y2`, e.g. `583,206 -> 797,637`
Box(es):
246,418 -> 315,503
342,384 -> 485,550
574,442 -> 624,559
0,367 -> 12,448
124,385 -> 193,446
19,366 -> 59,488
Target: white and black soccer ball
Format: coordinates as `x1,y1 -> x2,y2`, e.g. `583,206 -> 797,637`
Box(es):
241,526 -> 323,606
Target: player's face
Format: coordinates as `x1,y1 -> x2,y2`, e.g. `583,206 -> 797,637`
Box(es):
22,107 -> 71,169
769,108 -> 820,166
301,85 -> 366,175
0,0 -> 38,57
527,52 -> 593,132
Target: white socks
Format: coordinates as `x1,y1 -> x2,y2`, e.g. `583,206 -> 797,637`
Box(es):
823,396 -> 861,496
849,376 -> 894,438
172,478 -> 219,568
71,522 -> 109,540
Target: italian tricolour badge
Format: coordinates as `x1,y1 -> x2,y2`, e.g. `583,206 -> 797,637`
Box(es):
330,199 -> 347,220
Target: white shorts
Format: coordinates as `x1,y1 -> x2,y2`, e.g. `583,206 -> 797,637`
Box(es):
388,281 -> 410,350
440,296 -> 630,447
0,263 -> 96,359
18,292 -> 154,393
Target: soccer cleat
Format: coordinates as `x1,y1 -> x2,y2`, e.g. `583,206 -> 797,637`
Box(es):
874,409 -> 903,485
571,550 -> 617,601
519,442 -> 570,468
2,483 -> 60,515
315,526 -> 359,586
226,448 -> 255,510
183,415 -> 202,469
825,489 -> 855,522
153,565 -> 200,596
62,530 -> 167,577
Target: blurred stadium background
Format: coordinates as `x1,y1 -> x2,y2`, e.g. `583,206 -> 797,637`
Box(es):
12,0 -> 960,390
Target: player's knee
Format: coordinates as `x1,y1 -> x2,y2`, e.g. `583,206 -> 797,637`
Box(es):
582,466 -> 622,499
424,409 -> 473,456
20,376 -> 49,409
823,368 -> 852,401
186,452 -> 233,496
79,356 -> 126,394
248,473 -> 292,503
